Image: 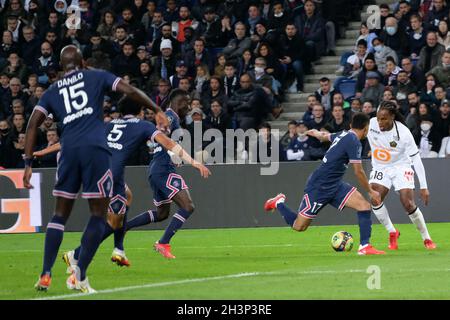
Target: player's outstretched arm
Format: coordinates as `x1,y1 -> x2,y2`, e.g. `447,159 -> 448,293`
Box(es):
154,132 -> 211,178
33,142 -> 61,158
23,109 -> 47,189
115,79 -> 168,128
411,153 -> 429,205
306,129 -> 331,143
352,162 -> 381,206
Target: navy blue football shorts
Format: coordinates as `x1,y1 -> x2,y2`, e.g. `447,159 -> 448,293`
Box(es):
297,181 -> 357,220
53,146 -> 113,200
108,182 -> 127,215
149,172 -> 189,207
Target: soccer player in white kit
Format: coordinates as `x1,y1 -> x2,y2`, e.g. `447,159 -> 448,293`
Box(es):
367,101 -> 436,250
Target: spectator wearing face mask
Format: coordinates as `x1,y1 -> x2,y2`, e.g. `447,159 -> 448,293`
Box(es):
426,49 -> 450,88
417,114 -> 440,158
380,17 -> 409,59
372,37 -> 398,74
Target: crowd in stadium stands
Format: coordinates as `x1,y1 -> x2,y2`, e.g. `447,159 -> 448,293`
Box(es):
0,0 -> 449,169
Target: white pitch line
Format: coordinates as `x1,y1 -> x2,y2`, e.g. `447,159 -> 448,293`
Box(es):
32,272 -> 261,300
27,267 -> 450,300
33,269 -> 370,300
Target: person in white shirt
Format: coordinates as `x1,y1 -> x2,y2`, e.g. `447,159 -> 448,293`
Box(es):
438,128 -> 450,157
367,101 -> 436,250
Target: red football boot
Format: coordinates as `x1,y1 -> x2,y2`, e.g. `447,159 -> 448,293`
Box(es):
358,244 -> 385,255
424,239 -> 437,250
264,193 -> 286,211
154,242 -> 176,259
388,230 -> 400,250
35,273 -> 52,291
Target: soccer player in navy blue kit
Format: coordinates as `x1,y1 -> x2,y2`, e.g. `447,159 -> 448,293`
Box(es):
121,89 -> 202,259
265,113 -> 385,255
57,95 -> 210,272
23,45 -> 168,293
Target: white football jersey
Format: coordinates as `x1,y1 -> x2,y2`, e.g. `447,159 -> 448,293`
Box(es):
367,117 -> 419,168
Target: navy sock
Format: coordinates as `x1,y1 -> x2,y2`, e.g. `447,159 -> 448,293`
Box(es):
42,215 -> 67,276
357,210 -> 372,246
77,216 -> 106,281
114,210 -> 128,251
126,210 -> 156,231
276,203 -> 297,227
159,209 -> 191,244
74,222 -> 114,260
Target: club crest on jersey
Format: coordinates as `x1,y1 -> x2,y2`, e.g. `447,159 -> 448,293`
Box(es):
390,141 -> 397,148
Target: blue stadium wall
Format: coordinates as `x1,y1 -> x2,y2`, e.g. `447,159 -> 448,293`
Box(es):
1,160 -> 450,232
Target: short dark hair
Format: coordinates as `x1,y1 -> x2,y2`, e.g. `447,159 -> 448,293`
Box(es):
288,120 -> 297,126
319,77 -> 330,83
379,4 -> 390,10
259,122 -> 271,130
357,39 -> 367,47
351,112 -> 370,130
118,95 -> 141,116
169,88 -> 189,102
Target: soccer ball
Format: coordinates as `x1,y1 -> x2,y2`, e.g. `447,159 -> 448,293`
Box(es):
331,231 -> 354,252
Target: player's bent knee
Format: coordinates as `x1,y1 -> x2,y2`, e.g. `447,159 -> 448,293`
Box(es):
107,213 -> 124,230
402,201 -> 416,213
292,218 -> 309,232
184,202 -> 195,215
156,210 -> 170,221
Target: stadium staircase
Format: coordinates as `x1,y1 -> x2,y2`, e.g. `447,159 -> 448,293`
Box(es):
269,0 -> 398,132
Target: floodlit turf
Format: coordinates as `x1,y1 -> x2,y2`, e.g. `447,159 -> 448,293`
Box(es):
1,223 -> 449,300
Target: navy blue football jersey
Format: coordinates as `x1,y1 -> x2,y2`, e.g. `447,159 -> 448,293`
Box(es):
106,116 -> 160,189
288,136 -> 313,153
149,108 -> 181,175
306,130 -> 362,193
35,69 -> 120,150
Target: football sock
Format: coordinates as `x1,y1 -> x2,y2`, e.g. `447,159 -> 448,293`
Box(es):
408,207 -> 431,240
42,215 -> 67,276
73,222 -> 115,260
114,210 -> 128,251
276,203 -> 297,227
357,210 -> 372,246
159,209 -> 191,244
77,216 -> 106,281
126,210 -> 157,231
372,203 -> 396,233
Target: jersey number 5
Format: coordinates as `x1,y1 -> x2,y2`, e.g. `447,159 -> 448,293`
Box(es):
108,124 -> 127,142
59,82 -> 88,114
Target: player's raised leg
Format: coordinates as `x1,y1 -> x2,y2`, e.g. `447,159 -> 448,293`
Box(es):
399,189 -> 436,249
343,189 -> 385,255
35,198 -> 75,291
264,193 -> 312,231
370,182 -> 400,250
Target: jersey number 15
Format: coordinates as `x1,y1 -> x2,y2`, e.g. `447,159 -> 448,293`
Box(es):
59,82 -> 88,114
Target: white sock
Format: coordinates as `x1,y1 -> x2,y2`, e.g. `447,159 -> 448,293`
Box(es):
275,196 -> 285,206
408,207 -> 431,240
372,203 -> 396,233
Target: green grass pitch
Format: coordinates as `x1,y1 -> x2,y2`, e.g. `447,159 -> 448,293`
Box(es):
1,223 -> 449,300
